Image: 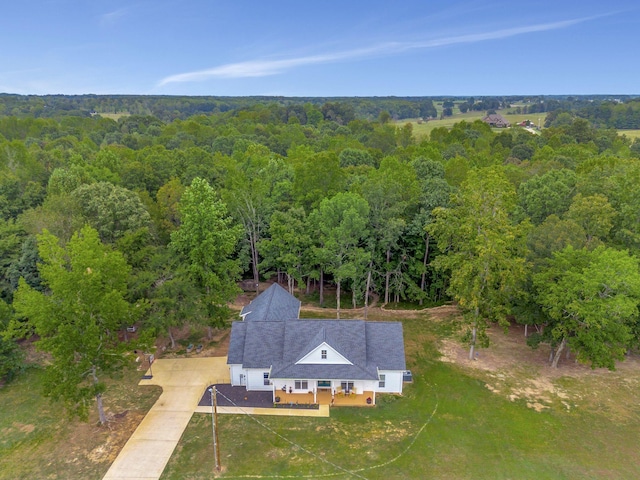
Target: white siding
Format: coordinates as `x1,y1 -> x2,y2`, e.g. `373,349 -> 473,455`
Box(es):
246,368 -> 273,391
296,342 -> 352,365
375,370 -> 403,394
229,364 -> 246,386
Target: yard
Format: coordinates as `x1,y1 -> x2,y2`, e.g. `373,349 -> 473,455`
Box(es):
160,306 -> 640,479
2,304 -> 639,479
0,361 -> 161,480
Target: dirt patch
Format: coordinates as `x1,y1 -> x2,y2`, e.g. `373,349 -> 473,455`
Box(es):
417,303 -> 459,321
14,422 -> 35,434
437,315 -> 640,417
85,411 -> 146,464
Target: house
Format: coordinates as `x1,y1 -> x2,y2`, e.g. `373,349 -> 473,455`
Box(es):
228,284 -> 406,405
482,113 -> 511,128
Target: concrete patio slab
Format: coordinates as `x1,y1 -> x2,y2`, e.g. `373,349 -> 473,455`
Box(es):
194,404 -> 331,417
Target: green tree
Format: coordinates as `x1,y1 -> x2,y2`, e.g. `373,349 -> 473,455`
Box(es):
170,178 -> 242,334
12,226 -> 140,423
73,182 -> 151,243
309,192 -> 370,318
0,218 -> 25,301
293,151 -> 345,211
429,166 -> 530,359
153,177 -> 185,244
0,300 -> 24,382
259,207 -> 313,293
518,169 -> 577,225
223,146 -> 293,290
533,246 -> 640,369
565,193 -> 616,246
360,156 -> 419,304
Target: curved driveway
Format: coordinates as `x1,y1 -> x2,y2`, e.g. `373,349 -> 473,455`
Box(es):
103,357 -> 230,480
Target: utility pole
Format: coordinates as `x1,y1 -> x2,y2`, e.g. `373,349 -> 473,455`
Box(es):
209,387 -> 221,471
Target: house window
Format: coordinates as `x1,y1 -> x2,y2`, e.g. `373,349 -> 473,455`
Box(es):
379,374 -> 386,388
295,380 -> 308,390
321,349 -> 327,359
263,372 -> 270,386
340,381 -> 354,393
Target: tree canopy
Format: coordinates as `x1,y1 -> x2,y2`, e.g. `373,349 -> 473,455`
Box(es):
12,226 -> 141,422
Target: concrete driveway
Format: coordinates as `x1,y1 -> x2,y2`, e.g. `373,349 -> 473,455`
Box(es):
102,357 -> 230,480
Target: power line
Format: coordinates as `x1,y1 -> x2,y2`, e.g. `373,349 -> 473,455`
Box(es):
214,386 -> 439,479
215,388 -> 368,480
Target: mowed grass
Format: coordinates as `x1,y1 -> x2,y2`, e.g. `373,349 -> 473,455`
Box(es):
0,362 -> 161,480
398,110 -> 535,140
618,129 -> 640,140
96,112 -> 131,121
160,313 -> 640,480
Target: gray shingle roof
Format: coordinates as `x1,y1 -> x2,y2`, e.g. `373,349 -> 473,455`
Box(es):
228,319 -> 405,380
240,283 -> 301,322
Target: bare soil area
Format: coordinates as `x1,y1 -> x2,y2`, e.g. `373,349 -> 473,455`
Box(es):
436,314 -> 640,417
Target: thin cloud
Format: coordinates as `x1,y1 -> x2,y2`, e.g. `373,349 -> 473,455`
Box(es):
158,15 -> 599,86
100,7 -> 129,26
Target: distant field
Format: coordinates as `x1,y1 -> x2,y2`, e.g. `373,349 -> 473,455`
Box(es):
618,129 -> 640,140
96,112 -> 130,120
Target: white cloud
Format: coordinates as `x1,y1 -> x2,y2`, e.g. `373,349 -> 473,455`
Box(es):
157,15 -> 598,86
100,7 -> 129,26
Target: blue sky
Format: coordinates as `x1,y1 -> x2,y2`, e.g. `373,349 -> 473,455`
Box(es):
1,1 -> 638,96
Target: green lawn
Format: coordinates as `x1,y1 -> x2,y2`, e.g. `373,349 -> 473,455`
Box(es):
0,362 -> 161,480
618,129 -> 640,140
160,313 -> 640,479
4,311 -> 638,479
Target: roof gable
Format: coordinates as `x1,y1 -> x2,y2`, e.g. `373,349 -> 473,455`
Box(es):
296,341 -> 353,365
240,283 -> 301,322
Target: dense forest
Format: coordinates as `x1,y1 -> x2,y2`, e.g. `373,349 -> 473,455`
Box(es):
2,95 -> 640,420
3,93 -> 639,126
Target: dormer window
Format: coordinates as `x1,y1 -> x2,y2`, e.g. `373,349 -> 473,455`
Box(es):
321,349 -> 327,359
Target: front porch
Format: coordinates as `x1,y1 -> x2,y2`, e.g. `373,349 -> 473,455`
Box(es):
274,390 -> 375,407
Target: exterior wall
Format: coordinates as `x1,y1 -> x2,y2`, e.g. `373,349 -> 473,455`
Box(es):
229,364 -> 246,387
235,369 -> 404,394
246,368 -> 273,391
274,378 -> 313,394
375,370 -> 403,394
296,342 -> 352,365
273,378 -> 375,395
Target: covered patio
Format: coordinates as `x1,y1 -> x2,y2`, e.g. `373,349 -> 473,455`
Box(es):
274,389 -> 375,407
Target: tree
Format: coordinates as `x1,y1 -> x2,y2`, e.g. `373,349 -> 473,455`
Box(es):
148,177 -> 185,244
309,192 -> 370,318
145,250 -> 206,349
533,246 -> 640,369
338,148 -> 376,168
259,207 -> 313,293
73,182 -> 151,243
170,178 -> 242,334
223,147 -> 292,291
0,218 -> 25,301
0,300 -> 24,382
292,151 -> 345,211
408,158 -> 452,304
565,193 -> 616,246
360,156 -> 419,305
12,226 -> 140,423
518,169 -> 577,225
429,166 -> 530,359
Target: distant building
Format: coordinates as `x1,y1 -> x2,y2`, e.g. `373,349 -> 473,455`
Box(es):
482,114 -> 511,128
